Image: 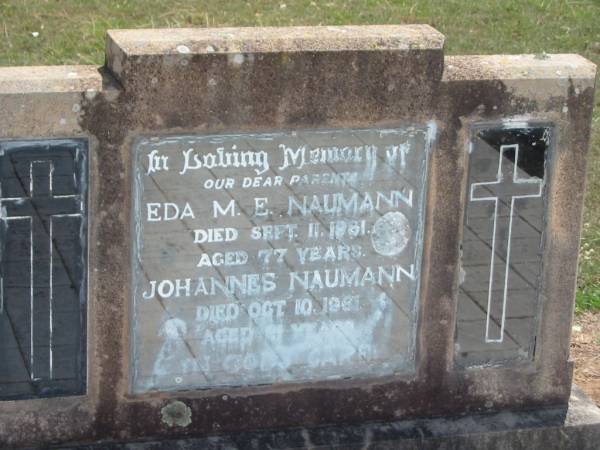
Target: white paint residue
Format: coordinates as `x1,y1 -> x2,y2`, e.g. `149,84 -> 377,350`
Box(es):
176,45 -> 191,54
501,118 -> 531,129
242,293 -> 393,373
303,294 -> 392,369
470,143 -> 543,343
371,211 -> 411,256
231,53 -> 245,65
85,89 -> 97,100
152,318 -> 199,380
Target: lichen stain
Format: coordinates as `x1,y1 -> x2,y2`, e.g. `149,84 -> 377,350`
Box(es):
160,400 -> 192,428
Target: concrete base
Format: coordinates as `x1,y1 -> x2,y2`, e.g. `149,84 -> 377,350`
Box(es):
53,387 -> 600,450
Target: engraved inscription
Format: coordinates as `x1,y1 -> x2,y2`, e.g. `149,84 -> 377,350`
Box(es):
470,144 -> 543,342
456,125 -> 549,367
132,127 -> 433,392
0,139 -> 87,400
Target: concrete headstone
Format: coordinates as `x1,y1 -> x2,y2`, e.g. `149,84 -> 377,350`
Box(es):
0,25 -> 597,449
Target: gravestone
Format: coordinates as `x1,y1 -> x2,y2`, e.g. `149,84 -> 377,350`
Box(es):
0,26 -> 598,449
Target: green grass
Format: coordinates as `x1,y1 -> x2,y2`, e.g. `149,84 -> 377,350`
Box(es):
578,221 -> 600,313
1,0 -> 599,311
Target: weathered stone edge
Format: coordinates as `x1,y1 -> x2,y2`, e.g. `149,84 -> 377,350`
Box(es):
1,54 -> 594,96
0,65 -> 103,94
106,25 -> 445,56
48,387 -> 600,450
444,54 -> 597,81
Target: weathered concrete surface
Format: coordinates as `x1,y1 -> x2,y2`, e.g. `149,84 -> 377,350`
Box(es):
0,25 -> 596,449
0,65 -> 108,137
45,387 -> 600,449
437,53 -> 597,411
0,65 -> 106,445
444,54 -> 596,81
0,65 -> 103,93
106,25 -> 444,86
108,24 -> 444,55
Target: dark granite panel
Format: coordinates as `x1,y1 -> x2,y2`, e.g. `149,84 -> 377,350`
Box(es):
456,125 -> 549,367
0,139 -> 87,400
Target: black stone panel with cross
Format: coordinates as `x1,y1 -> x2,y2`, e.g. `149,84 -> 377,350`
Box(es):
0,139 -> 87,400
455,125 -> 550,368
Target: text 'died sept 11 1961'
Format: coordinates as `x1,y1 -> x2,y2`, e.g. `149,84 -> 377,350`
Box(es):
131,126 -> 433,393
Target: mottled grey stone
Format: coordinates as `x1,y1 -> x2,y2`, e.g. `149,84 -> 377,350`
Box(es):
50,387 -> 600,450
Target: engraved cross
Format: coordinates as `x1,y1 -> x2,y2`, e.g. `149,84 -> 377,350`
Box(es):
470,144 -> 543,343
0,159 -> 82,381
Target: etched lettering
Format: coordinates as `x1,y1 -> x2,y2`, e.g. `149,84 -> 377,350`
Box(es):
132,127 -> 432,392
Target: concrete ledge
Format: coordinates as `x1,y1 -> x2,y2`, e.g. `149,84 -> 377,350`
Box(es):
443,54 -> 597,81
52,387 -> 600,449
0,65 -> 103,94
106,25 -> 444,56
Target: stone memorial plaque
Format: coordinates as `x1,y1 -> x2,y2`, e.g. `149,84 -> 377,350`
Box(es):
0,139 -> 87,400
132,126 -> 433,392
455,125 -> 550,367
